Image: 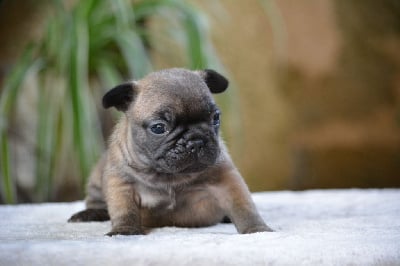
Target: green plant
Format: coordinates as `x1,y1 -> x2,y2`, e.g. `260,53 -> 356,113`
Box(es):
0,0 -> 226,203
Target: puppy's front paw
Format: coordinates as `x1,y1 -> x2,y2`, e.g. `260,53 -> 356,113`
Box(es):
242,224 -> 274,234
106,226 -> 144,236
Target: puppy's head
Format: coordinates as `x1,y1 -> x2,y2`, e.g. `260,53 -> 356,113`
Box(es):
103,68 -> 228,174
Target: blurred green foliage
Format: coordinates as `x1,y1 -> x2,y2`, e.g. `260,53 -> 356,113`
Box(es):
0,0 -> 225,203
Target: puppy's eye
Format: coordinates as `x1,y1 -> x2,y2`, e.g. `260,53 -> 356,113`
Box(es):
212,112 -> 220,126
150,123 -> 167,135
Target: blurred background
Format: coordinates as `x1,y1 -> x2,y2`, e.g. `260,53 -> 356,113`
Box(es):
1,0 -> 399,203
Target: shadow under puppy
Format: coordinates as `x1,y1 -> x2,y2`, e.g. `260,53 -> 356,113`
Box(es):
69,68 -> 272,236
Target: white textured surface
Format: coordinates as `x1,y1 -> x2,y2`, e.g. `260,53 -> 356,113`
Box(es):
1,189 -> 399,266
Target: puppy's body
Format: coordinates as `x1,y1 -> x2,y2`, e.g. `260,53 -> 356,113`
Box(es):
69,68 -> 272,235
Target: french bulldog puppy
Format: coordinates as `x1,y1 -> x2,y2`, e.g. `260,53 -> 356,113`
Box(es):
68,68 -> 272,236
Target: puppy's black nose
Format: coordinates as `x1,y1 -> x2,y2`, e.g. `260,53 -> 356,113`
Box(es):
187,139 -> 205,152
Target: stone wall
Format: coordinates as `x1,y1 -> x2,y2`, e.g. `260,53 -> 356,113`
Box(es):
200,0 -> 400,190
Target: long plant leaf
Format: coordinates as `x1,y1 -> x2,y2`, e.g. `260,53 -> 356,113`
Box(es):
1,0 -> 226,202
0,49 -> 36,204
0,46 -> 42,203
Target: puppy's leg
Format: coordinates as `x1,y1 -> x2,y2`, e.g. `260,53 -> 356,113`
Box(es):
105,175 -> 143,236
68,209 -> 109,222
68,191 -> 109,222
68,157 -> 109,222
213,166 -> 273,234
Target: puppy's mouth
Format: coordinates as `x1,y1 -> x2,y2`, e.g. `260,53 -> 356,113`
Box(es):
154,137 -> 219,174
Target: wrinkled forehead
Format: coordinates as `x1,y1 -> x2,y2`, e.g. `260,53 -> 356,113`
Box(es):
132,74 -> 216,122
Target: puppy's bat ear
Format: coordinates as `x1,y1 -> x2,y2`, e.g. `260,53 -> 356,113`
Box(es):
199,69 -> 229,94
102,82 -> 136,112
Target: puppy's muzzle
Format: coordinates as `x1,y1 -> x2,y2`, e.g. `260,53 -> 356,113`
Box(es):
187,139 -> 205,153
